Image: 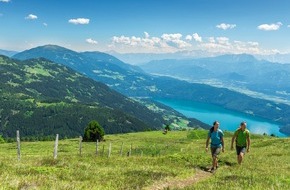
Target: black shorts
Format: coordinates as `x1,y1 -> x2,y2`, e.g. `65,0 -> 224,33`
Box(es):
236,146 -> 246,155
211,147 -> 221,157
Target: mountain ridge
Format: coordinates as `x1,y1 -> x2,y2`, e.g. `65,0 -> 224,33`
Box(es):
0,49 -> 18,57
1,55 -> 203,138
108,50 -> 290,65
140,55 -> 290,102
12,45 -> 290,135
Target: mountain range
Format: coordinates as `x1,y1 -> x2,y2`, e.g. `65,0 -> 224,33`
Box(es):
140,54 -> 290,104
3,48 -> 290,65
109,50 -> 290,65
1,45 -> 290,136
0,55 -> 206,139
0,49 -> 18,57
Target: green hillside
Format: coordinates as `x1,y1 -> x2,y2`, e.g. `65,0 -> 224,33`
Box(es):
12,45 -> 290,135
0,55 -> 204,139
0,130 -> 289,189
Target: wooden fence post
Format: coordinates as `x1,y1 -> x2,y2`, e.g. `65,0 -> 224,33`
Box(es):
16,130 -> 21,161
53,134 -> 59,159
108,142 -> 111,158
79,136 -> 82,156
128,143 -> 132,157
102,145 -> 105,157
96,140 -> 99,156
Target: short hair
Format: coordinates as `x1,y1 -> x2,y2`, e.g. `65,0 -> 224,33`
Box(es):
240,121 -> 247,126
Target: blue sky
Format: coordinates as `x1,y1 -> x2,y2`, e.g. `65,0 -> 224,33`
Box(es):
1,0 -> 290,55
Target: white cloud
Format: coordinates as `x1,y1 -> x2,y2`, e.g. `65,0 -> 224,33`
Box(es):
257,22 -> 282,31
193,33 -> 202,42
185,35 -> 192,41
0,0 -> 10,2
68,18 -> 90,25
109,32 -> 276,55
196,36 -> 268,55
161,33 -> 191,48
208,37 -> 215,43
216,37 -> 230,45
287,25 -> 290,28
201,37 -> 232,52
43,23 -> 48,27
86,38 -> 98,45
144,32 -> 150,38
161,33 -> 182,41
185,33 -> 202,42
216,23 -> 236,30
112,35 -> 131,45
25,14 -> 38,20
111,33 -> 192,53
233,41 -> 260,54
131,36 -> 142,46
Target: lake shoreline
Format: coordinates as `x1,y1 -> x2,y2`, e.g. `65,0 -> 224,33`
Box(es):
155,98 -> 288,137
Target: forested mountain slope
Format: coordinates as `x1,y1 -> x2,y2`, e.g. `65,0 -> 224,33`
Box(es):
12,45 -> 290,135
0,55 -> 201,139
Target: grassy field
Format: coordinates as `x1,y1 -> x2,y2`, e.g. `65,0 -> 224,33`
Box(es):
0,129 -> 289,190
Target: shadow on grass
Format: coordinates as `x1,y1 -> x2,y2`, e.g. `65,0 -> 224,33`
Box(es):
198,166 -> 210,172
196,160 -> 237,172
223,161 -> 236,167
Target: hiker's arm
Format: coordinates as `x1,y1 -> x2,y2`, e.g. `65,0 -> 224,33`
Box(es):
247,136 -> 251,152
221,137 -> 225,152
231,135 -> 236,150
205,136 -> 210,152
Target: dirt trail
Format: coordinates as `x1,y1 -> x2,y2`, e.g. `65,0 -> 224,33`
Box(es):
143,168 -> 212,190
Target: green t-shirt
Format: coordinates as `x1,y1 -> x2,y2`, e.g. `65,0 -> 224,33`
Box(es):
234,128 -> 250,147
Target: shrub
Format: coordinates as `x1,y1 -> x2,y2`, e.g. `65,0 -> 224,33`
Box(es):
165,124 -> 171,131
83,120 -> 105,142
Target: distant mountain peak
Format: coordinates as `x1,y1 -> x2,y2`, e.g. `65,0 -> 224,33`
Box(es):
12,44 -> 81,63
0,49 -> 19,57
40,44 -> 62,49
31,44 -> 75,52
213,53 -> 258,62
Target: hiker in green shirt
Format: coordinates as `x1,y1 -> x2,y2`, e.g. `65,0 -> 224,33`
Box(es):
231,121 -> 251,164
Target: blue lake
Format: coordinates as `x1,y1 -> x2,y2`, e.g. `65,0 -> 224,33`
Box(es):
155,98 -> 287,137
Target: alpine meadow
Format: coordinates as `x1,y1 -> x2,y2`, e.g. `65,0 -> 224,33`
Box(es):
1,0 -> 290,189
0,130 -> 290,189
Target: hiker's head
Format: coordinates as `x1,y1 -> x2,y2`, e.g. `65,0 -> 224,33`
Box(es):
240,121 -> 247,130
213,121 -> 220,129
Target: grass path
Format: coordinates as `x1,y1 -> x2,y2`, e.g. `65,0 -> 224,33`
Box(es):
144,168 -> 212,190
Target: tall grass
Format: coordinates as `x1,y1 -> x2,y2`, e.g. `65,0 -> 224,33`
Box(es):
0,130 -> 289,189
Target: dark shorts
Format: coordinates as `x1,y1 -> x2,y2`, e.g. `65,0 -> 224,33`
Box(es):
236,146 -> 246,155
211,147 -> 221,157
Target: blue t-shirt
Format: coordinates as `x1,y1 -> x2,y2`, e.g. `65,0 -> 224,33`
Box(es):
208,129 -> 224,148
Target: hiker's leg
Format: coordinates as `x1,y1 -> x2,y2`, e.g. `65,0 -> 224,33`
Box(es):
238,147 -> 246,164
214,156 -> 218,168
212,156 -> 216,168
238,153 -> 244,164
212,147 -> 220,169
236,146 -> 241,164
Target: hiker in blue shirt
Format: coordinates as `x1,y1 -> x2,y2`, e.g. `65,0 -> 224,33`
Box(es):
205,121 -> 225,172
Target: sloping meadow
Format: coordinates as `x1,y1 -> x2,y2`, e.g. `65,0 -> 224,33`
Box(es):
0,130 -> 289,189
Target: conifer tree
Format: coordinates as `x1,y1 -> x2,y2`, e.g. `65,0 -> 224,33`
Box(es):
83,120 -> 105,142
